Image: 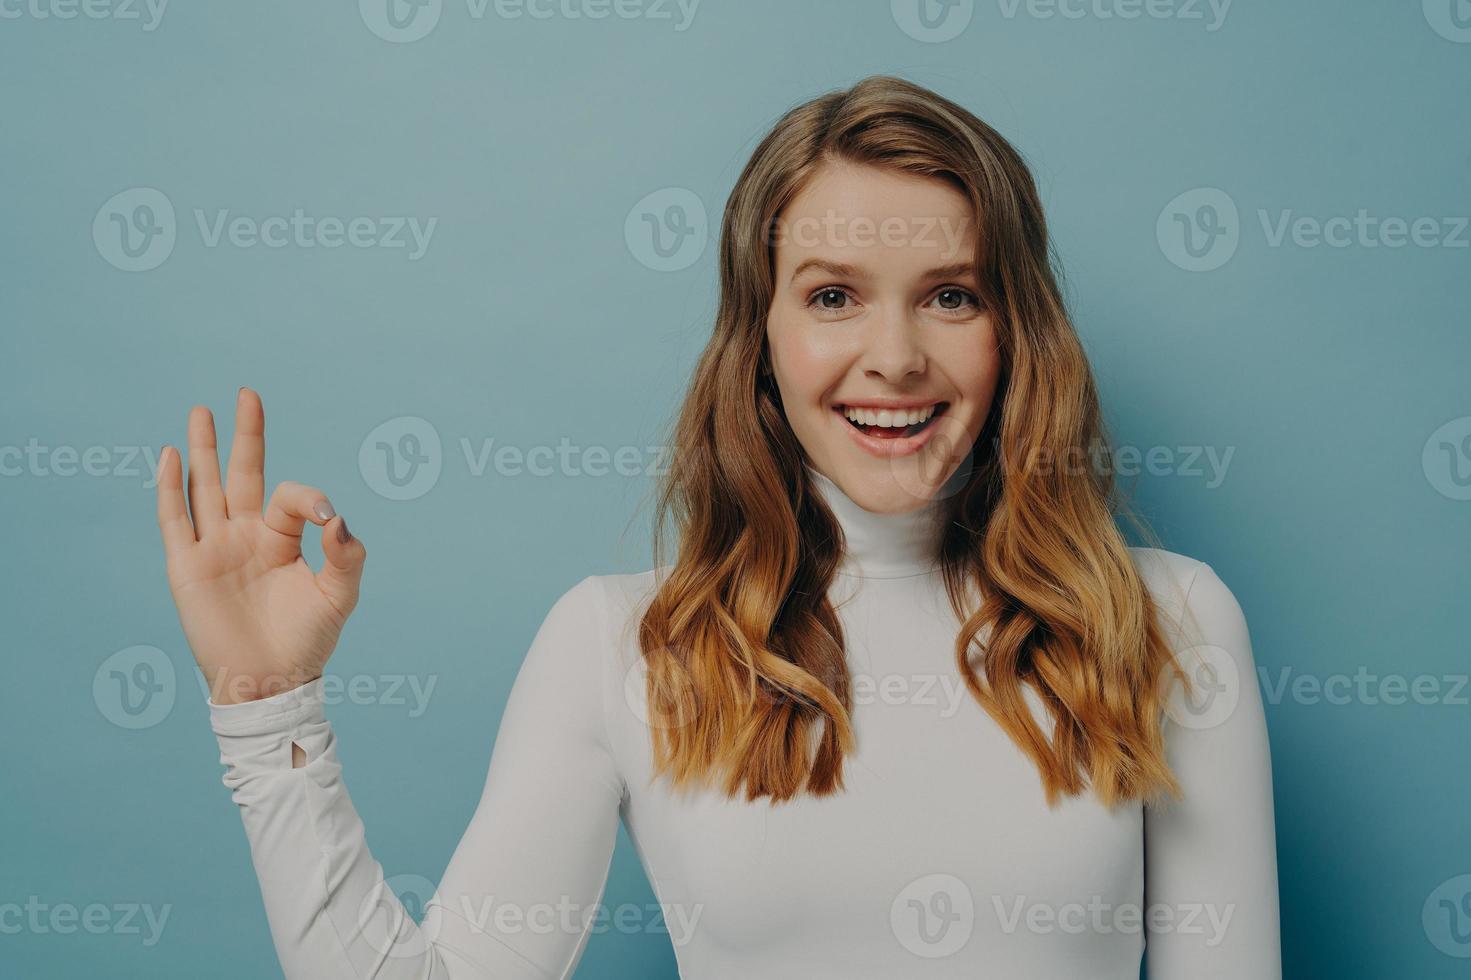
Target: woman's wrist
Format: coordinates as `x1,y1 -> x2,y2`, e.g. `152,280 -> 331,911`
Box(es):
204,668 -> 322,706
206,669 -> 324,706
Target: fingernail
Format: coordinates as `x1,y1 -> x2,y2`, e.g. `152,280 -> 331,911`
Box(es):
314,499 -> 335,521
337,518 -> 351,544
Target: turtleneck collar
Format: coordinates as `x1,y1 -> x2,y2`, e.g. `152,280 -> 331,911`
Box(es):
804,463 -> 957,579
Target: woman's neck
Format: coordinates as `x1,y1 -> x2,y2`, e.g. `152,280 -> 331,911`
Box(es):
803,463 -> 956,579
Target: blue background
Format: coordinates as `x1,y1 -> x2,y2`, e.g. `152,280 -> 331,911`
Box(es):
2,1 -> 1468,976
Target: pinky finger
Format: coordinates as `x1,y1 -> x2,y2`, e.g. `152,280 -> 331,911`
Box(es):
156,445 -> 196,552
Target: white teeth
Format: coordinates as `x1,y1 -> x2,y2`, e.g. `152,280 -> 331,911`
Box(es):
841,404 -> 939,428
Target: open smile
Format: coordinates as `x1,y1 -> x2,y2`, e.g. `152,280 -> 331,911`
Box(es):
832,400 -> 950,458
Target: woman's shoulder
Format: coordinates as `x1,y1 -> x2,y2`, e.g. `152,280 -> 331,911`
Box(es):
534,569 -> 670,754
1127,546 -> 1249,647
562,567 -> 665,627
1128,546 -> 1241,621
541,566 -> 662,616
539,566 -> 669,665
1128,544 -> 1205,590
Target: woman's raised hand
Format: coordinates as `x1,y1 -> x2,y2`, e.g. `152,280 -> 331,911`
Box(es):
156,388 -> 366,704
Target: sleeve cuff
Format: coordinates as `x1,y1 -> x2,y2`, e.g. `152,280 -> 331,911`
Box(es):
209,675 -> 327,737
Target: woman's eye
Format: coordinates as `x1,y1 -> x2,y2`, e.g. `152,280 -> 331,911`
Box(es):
931,287 -> 980,312
804,286 -> 978,314
809,287 -> 852,311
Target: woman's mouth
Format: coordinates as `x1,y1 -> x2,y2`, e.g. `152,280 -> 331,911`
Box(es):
836,401 -> 949,440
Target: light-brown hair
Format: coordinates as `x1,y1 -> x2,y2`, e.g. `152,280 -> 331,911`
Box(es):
638,74 -> 1193,808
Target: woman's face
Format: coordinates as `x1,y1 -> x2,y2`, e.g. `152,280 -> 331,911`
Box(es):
766,158 -> 1001,513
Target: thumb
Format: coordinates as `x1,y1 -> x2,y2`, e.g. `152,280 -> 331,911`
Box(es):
317,515 -> 366,614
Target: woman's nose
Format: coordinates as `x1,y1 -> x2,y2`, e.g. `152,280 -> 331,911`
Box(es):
860,309 -> 927,382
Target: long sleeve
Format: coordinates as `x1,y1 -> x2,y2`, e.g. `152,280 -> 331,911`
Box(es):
208,575 -> 625,980
1143,561 -> 1282,979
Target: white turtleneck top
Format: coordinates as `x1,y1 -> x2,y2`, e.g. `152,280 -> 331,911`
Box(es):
208,467 -> 1281,979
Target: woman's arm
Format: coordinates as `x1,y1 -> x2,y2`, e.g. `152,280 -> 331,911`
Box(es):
210,575 -> 625,979
1143,560 -> 1283,978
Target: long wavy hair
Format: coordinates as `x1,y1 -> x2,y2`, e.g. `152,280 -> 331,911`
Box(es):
637,74 -> 1196,809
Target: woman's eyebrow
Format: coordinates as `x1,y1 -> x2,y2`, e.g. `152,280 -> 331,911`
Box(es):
786,258 -> 979,285
788,258 -> 868,283
920,261 -> 979,281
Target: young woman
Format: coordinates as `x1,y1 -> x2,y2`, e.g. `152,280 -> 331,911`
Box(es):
156,75 -> 1281,978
